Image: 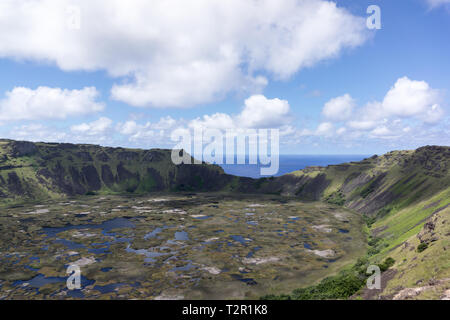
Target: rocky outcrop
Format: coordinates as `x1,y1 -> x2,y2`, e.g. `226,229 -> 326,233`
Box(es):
7,172 -> 24,195
417,214 -> 441,244
0,140 -> 233,200
76,152 -> 93,162
101,165 -> 115,187
9,141 -> 38,157
82,165 -> 101,191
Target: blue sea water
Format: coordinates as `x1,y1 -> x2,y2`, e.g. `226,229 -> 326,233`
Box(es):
218,154 -> 370,179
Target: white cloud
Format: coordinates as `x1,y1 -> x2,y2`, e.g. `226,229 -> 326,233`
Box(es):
111,94 -> 296,148
313,76 -> 448,147
116,116 -> 180,144
0,0 -> 369,108
423,104 -> 445,123
322,77 -> 446,132
0,86 -> 104,121
71,117 -> 112,135
189,113 -> 235,131
347,120 -> 378,130
119,121 -> 154,141
237,95 -> 291,128
426,0 -> 450,8
7,124 -> 67,142
381,77 -> 442,119
315,122 -> 334,137
118,120 -> 142,136
188,95 -> 291,130
370,126 -> 393,137
322,94 -> 355,121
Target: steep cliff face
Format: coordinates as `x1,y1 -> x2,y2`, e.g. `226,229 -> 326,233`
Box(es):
261,146 -> 450,217
0,139 -> 236,202
1,139 -> 449,219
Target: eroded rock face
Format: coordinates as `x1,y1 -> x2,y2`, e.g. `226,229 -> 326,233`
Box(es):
51,161 -> 79,195
413,146 -> 450,172
116,163 -> 139,182
295,173 -> 330,200
173,163 -> 230,191
392,278 -> 450,300
145,167 -> 165,191
143,150 -> 164,162
96,152 -> 110,162
341,172 -> 371,194
7,172 -> 24,195
76,152 -> 93,162
69,166 -> 87,195
82,165 -> 101,191
117,151 -> 139,161
1,140 -> 235,198
101,165 -> 115,187
9,141 -> 38,157
417,214 -> 440,244
442,289 -> 450,300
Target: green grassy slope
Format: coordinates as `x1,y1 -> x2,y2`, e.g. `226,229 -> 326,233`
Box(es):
353,187 -> 450,300
272,146 -> 449,218
260,146 -> 450,300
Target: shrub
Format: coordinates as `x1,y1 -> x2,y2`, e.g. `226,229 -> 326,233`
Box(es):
367,247 -> 380,256
289,271 -> 365,300
379,257 -> 395,272
260,294 -> 290,300
362,215 -> 376,228
368,237 -> 381,247
417,242 -> 428,253
325,191 -> 346,206
260,256 -> 377,300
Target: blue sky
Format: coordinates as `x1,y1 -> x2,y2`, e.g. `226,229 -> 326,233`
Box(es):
0,0 -> 449,155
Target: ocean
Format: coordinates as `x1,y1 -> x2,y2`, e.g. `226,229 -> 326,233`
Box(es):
218,154 -> 371,179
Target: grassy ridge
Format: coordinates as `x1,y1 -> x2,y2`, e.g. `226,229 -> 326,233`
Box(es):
261,146 -> 449,299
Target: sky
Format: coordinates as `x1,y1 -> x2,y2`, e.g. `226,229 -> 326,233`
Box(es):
0,0 -> 449,155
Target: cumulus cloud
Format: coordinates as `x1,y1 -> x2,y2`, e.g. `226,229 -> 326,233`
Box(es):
109,94 -> 295,148
0,0 -> 369,108
115,116 -> 180,146
7,124 -> 67,142
71,117 -> 113,135
309,76 -> 448,147
189,95 -> 291,130
369,126 -> 394,138
315,122 -> 335,137
189,113 -> 236,131
0,86 -> 104,121
381,77 -> 442,120
237,95 -> 291,128
7,119 -> 115,146
320,77 -> 446,137
322,94 -> 355,121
